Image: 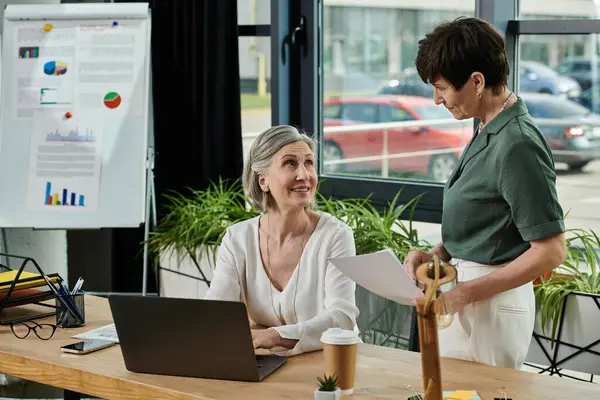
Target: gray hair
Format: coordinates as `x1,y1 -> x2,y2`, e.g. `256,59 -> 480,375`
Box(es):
243,125 -> 317,213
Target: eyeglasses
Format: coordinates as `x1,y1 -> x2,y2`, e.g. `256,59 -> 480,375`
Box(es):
10,321 -> 57,340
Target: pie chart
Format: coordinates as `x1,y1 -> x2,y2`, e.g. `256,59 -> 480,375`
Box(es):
103,92 -> 122,109
43,61 -> 68,75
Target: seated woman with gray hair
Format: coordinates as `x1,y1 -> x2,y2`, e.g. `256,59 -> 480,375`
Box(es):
205,125 -> 358,356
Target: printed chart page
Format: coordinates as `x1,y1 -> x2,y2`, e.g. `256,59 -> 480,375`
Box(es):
14,24 -> 75,119
26,110 -> 103,212
74,21 -> 146,118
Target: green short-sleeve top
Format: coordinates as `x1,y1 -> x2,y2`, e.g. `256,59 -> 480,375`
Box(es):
442,97 -> 565,265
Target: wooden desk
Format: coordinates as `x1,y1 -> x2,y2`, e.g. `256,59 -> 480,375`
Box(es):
0,295 -> 598,399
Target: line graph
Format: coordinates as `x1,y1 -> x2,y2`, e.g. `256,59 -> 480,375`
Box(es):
46,127 -> 95,142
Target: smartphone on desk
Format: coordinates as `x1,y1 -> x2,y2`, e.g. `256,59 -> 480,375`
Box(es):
61,339 -> 116,355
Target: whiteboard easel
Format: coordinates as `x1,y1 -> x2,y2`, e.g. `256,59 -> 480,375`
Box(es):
0,4 -> 156,295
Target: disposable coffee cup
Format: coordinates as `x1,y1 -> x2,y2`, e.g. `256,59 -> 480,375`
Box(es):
320,327 -> 360,395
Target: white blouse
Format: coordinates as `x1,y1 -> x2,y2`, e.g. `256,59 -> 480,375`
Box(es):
204,212 -> 359,356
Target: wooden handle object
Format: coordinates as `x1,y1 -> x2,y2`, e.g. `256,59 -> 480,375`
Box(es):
414,256 -> 457,400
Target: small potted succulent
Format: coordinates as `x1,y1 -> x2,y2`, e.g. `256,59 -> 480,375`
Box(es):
314,374 -> 341,400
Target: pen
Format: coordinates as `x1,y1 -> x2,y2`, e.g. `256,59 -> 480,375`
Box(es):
57,280 -> 73,325
44,275 -> 83,324
71,277 -> 80,293
59,281 -> 70,295
57,286 -> 70,325
57,286 -> 82,322
72,277 -> 84,295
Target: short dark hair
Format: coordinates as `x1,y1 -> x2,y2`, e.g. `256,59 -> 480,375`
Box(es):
415,17 -> 509,95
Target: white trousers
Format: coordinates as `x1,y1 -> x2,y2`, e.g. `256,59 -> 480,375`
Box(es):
438,258 -> 535,369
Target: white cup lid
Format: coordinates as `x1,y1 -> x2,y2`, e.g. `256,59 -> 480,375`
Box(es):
320,327 -> 359,345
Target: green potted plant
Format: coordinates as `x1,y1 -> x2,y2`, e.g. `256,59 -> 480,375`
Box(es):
149,176 -> 429,333
314,374 -> 341,400
317,190 -> 429,258
526,226 -> 600,376
148,178 -> 258,297
318,190 -> 431,349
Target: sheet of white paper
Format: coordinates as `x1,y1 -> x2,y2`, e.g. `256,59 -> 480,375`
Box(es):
26,110 -> 103,212
72,323 -> 119,343
329,249 -> 422,306
74,22 -> 146,117
14,25 -> 76,119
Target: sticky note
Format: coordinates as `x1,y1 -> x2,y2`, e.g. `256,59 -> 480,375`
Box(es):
443,390 -> 481,400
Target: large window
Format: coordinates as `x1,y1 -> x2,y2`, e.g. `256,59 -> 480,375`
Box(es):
514,1 -> 600,234
519,0 -> 596,20
316,1 -> 476,223
239,36 -> 272,161
253,0 -> 600,229
238,1 -> 272,163
321,3 -> 476,187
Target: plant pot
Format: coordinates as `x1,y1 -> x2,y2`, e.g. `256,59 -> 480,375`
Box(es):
526,291 -> 600,375
158,245 -> 215,299
314,388 -> 341,400
533,272 -> 574,286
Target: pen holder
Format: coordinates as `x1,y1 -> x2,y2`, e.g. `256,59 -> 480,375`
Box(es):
55,292 -> 86,328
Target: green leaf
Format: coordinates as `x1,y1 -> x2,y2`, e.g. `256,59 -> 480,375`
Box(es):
316,374 -> 339,391
316,190 -> 430,259
535,226 -> 600,346
146,178 -> 259,270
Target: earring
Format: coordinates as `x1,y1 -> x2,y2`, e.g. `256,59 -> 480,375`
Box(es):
477,92 -> 482,99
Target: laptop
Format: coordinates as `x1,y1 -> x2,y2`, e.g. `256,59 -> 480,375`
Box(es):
108,294 -> 288,382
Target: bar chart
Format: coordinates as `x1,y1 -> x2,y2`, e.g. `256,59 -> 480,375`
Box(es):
19,46 -> 39,59
44,181 -> 85,207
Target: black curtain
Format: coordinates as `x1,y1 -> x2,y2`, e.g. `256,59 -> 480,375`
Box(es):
149,0 -> 244,194
68,0 -> 243,293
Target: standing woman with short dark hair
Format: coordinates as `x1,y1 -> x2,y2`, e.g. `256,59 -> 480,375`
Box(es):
403,17 -> 567,369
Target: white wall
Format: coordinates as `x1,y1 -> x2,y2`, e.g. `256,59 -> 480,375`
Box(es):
4,229 -> 67,277
0,0 -> 67,281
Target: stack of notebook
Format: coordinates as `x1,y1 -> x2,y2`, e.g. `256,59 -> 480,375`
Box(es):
0,270 -> 61,308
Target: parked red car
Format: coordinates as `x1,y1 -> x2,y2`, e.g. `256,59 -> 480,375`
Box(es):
323,95 -> 474,181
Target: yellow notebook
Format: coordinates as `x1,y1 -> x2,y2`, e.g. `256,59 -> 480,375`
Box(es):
0,270 -> 60,293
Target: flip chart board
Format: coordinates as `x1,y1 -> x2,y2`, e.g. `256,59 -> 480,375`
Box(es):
0,3 -> 151,228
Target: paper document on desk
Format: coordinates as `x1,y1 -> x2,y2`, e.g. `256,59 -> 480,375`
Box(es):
329,249 -> 422,306
72,323 -> 119,343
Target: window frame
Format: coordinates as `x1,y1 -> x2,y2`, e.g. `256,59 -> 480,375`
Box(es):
238,25 -> 270,37
270,0 -> 599,223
